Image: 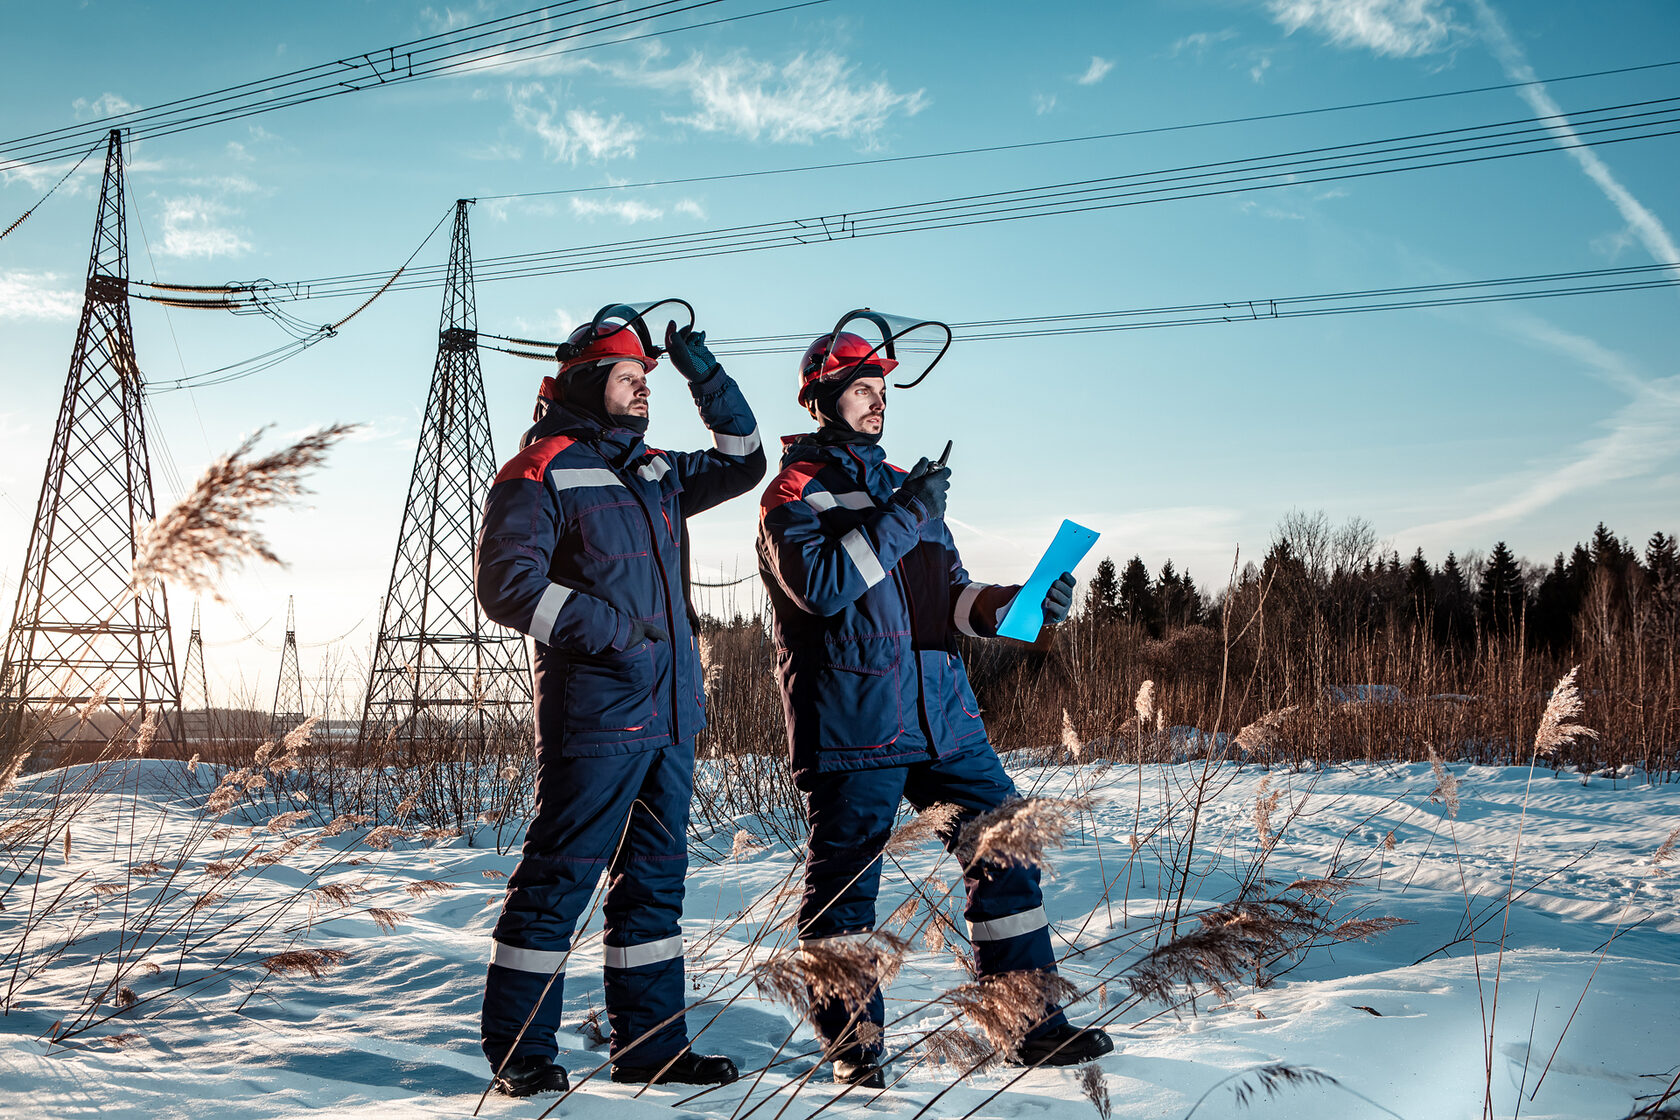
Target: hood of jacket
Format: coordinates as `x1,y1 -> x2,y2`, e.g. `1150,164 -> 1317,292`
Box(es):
523,401 -> 647,467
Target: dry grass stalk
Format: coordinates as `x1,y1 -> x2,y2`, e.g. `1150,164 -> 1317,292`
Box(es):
202,861 -> 236,878
260,948 -> 350,979
266,810 -> 311,833
1427,747 -> 1460,819
131,711 -> 159,758
1653,826 -> 1680,873
394,794 -> 419,816
957,795 -> 1098,875
885,802 -> 963,854
113,987 -> 137,1009
1535,667 -> 1598,758
1253,776 -> 1282,853
1331,916 -> 1411,942
1098,981 -> 1109,1007
92,882 -> 126,896
366,908 -> 406,932
311,884 -> 357,910
1235,706 -> 1297,757
1284,877 -> 1351,901
403,879 -> 456,899
104,1032 -> 145,1048
0,748 -> 31,795
1383,830 -> 1397,851
580,1005 -> 609,1048
129,861 -> 167,876
190,892 -> 224,912
753,931 -> 909,1017
127,424 -> 357,601
481,868 -> 508,880
268,716 -> 319,773
138,962 -> 162,976
253,837 -> 308,866
316,813 -> 372,839
1125,894 -> 1340,1008
1062,708 -> 1083,761
1079,1063 -> 1113,1120
419,827 -> 461,843
1226,1063 -> 1339,1109
361,826 -> 412,850
1135,680 -> 1156,726
943,969 -> 1079,1053
922,1026 -> 999,1073
887,895 -> 919,929
730,829 -> 769,859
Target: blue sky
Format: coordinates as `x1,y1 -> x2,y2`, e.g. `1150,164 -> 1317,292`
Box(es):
2,0 -> 1677,709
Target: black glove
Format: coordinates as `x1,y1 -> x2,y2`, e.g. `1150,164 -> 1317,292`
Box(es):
891,457 -> 951,521
1041,572 -> 1076,625
627,618 -> 669,646
665,320 -> 718,382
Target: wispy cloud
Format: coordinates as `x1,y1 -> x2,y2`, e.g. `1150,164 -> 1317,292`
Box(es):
1076,57 -> 1115,86
0,270 -> 80,320
1266,0 -> 1462,57
1033,93 -> 1058,116
158,195 -> 251,259
1171,29 -> 1239,57
659,51 -> 927,145
72,91 -> 138,121
568,195 -> 703,224
510,83 -> 641,162
1468,0 -> 1680,280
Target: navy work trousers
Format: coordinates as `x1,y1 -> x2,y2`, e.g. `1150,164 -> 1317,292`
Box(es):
797,740 -> 1069,1060
481,739 -> 693,1068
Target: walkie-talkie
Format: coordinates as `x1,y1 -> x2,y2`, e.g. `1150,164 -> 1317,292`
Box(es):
935,440 -> 953,469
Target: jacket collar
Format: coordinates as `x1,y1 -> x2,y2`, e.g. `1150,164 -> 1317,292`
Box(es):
527,402 -> 646,466
779,433 -> 896,501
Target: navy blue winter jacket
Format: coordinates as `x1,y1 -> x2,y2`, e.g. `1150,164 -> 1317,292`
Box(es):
476,367 -> 764,756
757,435 -> 1020,785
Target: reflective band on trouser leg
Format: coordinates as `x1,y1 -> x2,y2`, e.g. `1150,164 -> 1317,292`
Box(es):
490,939 -> 570,974
967,905 -> 1048,942
602,933 -> 683,969
526,582 -> 572,642
953,582 -> 986,638
840,529 -> 887,588
712,426 -> 762,455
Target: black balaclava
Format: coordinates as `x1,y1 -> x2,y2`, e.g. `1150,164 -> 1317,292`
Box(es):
806,364 -> 885,447
561,360 -> 648,435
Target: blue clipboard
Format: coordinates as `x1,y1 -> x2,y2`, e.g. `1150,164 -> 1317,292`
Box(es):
996,520 -> 1100,642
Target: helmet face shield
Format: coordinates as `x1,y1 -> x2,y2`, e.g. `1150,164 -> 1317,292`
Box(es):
556,298 -> 695,365
807,309 -> 953,392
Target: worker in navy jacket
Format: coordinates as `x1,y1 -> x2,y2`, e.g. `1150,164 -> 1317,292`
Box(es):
756,328 -> 1112,1086
475,312 -> 763,1096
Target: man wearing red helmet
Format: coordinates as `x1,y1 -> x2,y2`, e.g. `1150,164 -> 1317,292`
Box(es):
475,311 -> 763,1096
756,329 -> 1108,1087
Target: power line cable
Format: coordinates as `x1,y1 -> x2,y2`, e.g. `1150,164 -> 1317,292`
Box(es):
1,0 -> 838,166
473,57 -> 1680,201
0,136 -> 105,243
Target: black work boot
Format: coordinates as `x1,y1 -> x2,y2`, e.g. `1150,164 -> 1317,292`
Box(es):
611,1050 -> 739,1085
1012,1023 -> 1115,1066
833,1055 -> 887,1089
491,1054 -> 570,1096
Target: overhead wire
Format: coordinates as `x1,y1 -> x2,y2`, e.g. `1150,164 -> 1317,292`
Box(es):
0,0 -> 839,166
472,57 -> 1680,201
0,135 -> 105,243
194,95 -> 1680,301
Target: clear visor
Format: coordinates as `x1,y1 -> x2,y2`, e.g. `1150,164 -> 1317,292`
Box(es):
587,298 -> 696,359
818,308 -> 953,390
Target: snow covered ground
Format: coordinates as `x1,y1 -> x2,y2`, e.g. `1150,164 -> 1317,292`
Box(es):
2,758 -> 1676,1120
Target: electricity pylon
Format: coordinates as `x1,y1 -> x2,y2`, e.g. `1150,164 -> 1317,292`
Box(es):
360,200 -> 529,744
181,598 -> 212,741
270,597 -> 304,739
0,129 -> 179,751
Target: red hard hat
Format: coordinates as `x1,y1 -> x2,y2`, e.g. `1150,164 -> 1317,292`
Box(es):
557,322 -> 658,376
798,331 -> 897,404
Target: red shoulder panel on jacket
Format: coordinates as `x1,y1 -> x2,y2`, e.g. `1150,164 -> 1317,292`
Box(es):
760,464 -> 823,513
493,435 -> 576,485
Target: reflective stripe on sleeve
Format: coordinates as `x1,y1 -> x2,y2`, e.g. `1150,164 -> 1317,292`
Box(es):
548,467 -> 625,490
841,529 -> 888,588
712,426 -> 762,456
637,457 -> 672,482
967,906 -> 1049,942
954,582 -> 987,638
527,582 -> 573,642
602,934 -> 684,969
803,488 -> 877,514
490,940 -> 569,974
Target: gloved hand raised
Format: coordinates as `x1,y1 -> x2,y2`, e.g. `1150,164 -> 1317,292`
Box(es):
665,320 -> 718,382
890,456 -> 952,521
1041,572 -> 1076,625
627,618 -> 669,646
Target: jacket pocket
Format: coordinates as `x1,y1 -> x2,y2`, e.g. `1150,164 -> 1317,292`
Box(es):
576,498 -> 652,562
784,636 -> 905,752
562,642 -> 657,733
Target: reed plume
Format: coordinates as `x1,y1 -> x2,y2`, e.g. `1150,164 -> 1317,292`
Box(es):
956,795 -> 1098,875
942,969 -> 1078,1053
261,948 -> 350,979
1534,667 -> 1597,758
886,802 -> 963,854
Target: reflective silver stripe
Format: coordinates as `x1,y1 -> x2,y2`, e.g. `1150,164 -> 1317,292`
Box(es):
712,426 -> 762,456
527,582 -> 573,642
968,906 -> 1049,942
798,931 -> 875,950
548,467 -> 625,490
840,529 -> 887,588
954,582 -> 987,638
491,940 -> 569,974
602,934 -> 683,969
804,489 -> 875,513
637,457 -> 672,482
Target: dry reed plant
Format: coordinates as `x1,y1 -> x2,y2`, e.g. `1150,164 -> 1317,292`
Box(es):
1427,748 -> 1461,818
956,795 -> 1099,875
1078,1062 -> 1113,1120
729,829 -> 768,859
261,948 -> 350,979
127,424 -> 357,600
1062,708 -> 1083,761
922,1025 -> 1001,1073
885,802 -> 963,854
752,931 -> 909,1018
365,908 -> 407,932
1234,706 -> 1297,759
1653,827 -> 1679,873
1182,1063 -> 1342,1117
1534,667 -> 1598,758
1253,777 -> 1282,855
403,879 -> 455,899
941,969 -> 1079,1053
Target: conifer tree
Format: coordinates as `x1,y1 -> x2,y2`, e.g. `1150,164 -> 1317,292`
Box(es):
1084,556 -> 1121,623
1118,555 -> 1158,633
1478,541 -> 1525,634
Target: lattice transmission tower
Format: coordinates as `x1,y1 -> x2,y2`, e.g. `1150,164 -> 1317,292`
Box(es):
270,596 -> 304,739
181,598 -> 212,741
360,200 -> 529,743
0,129 -> 179,749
